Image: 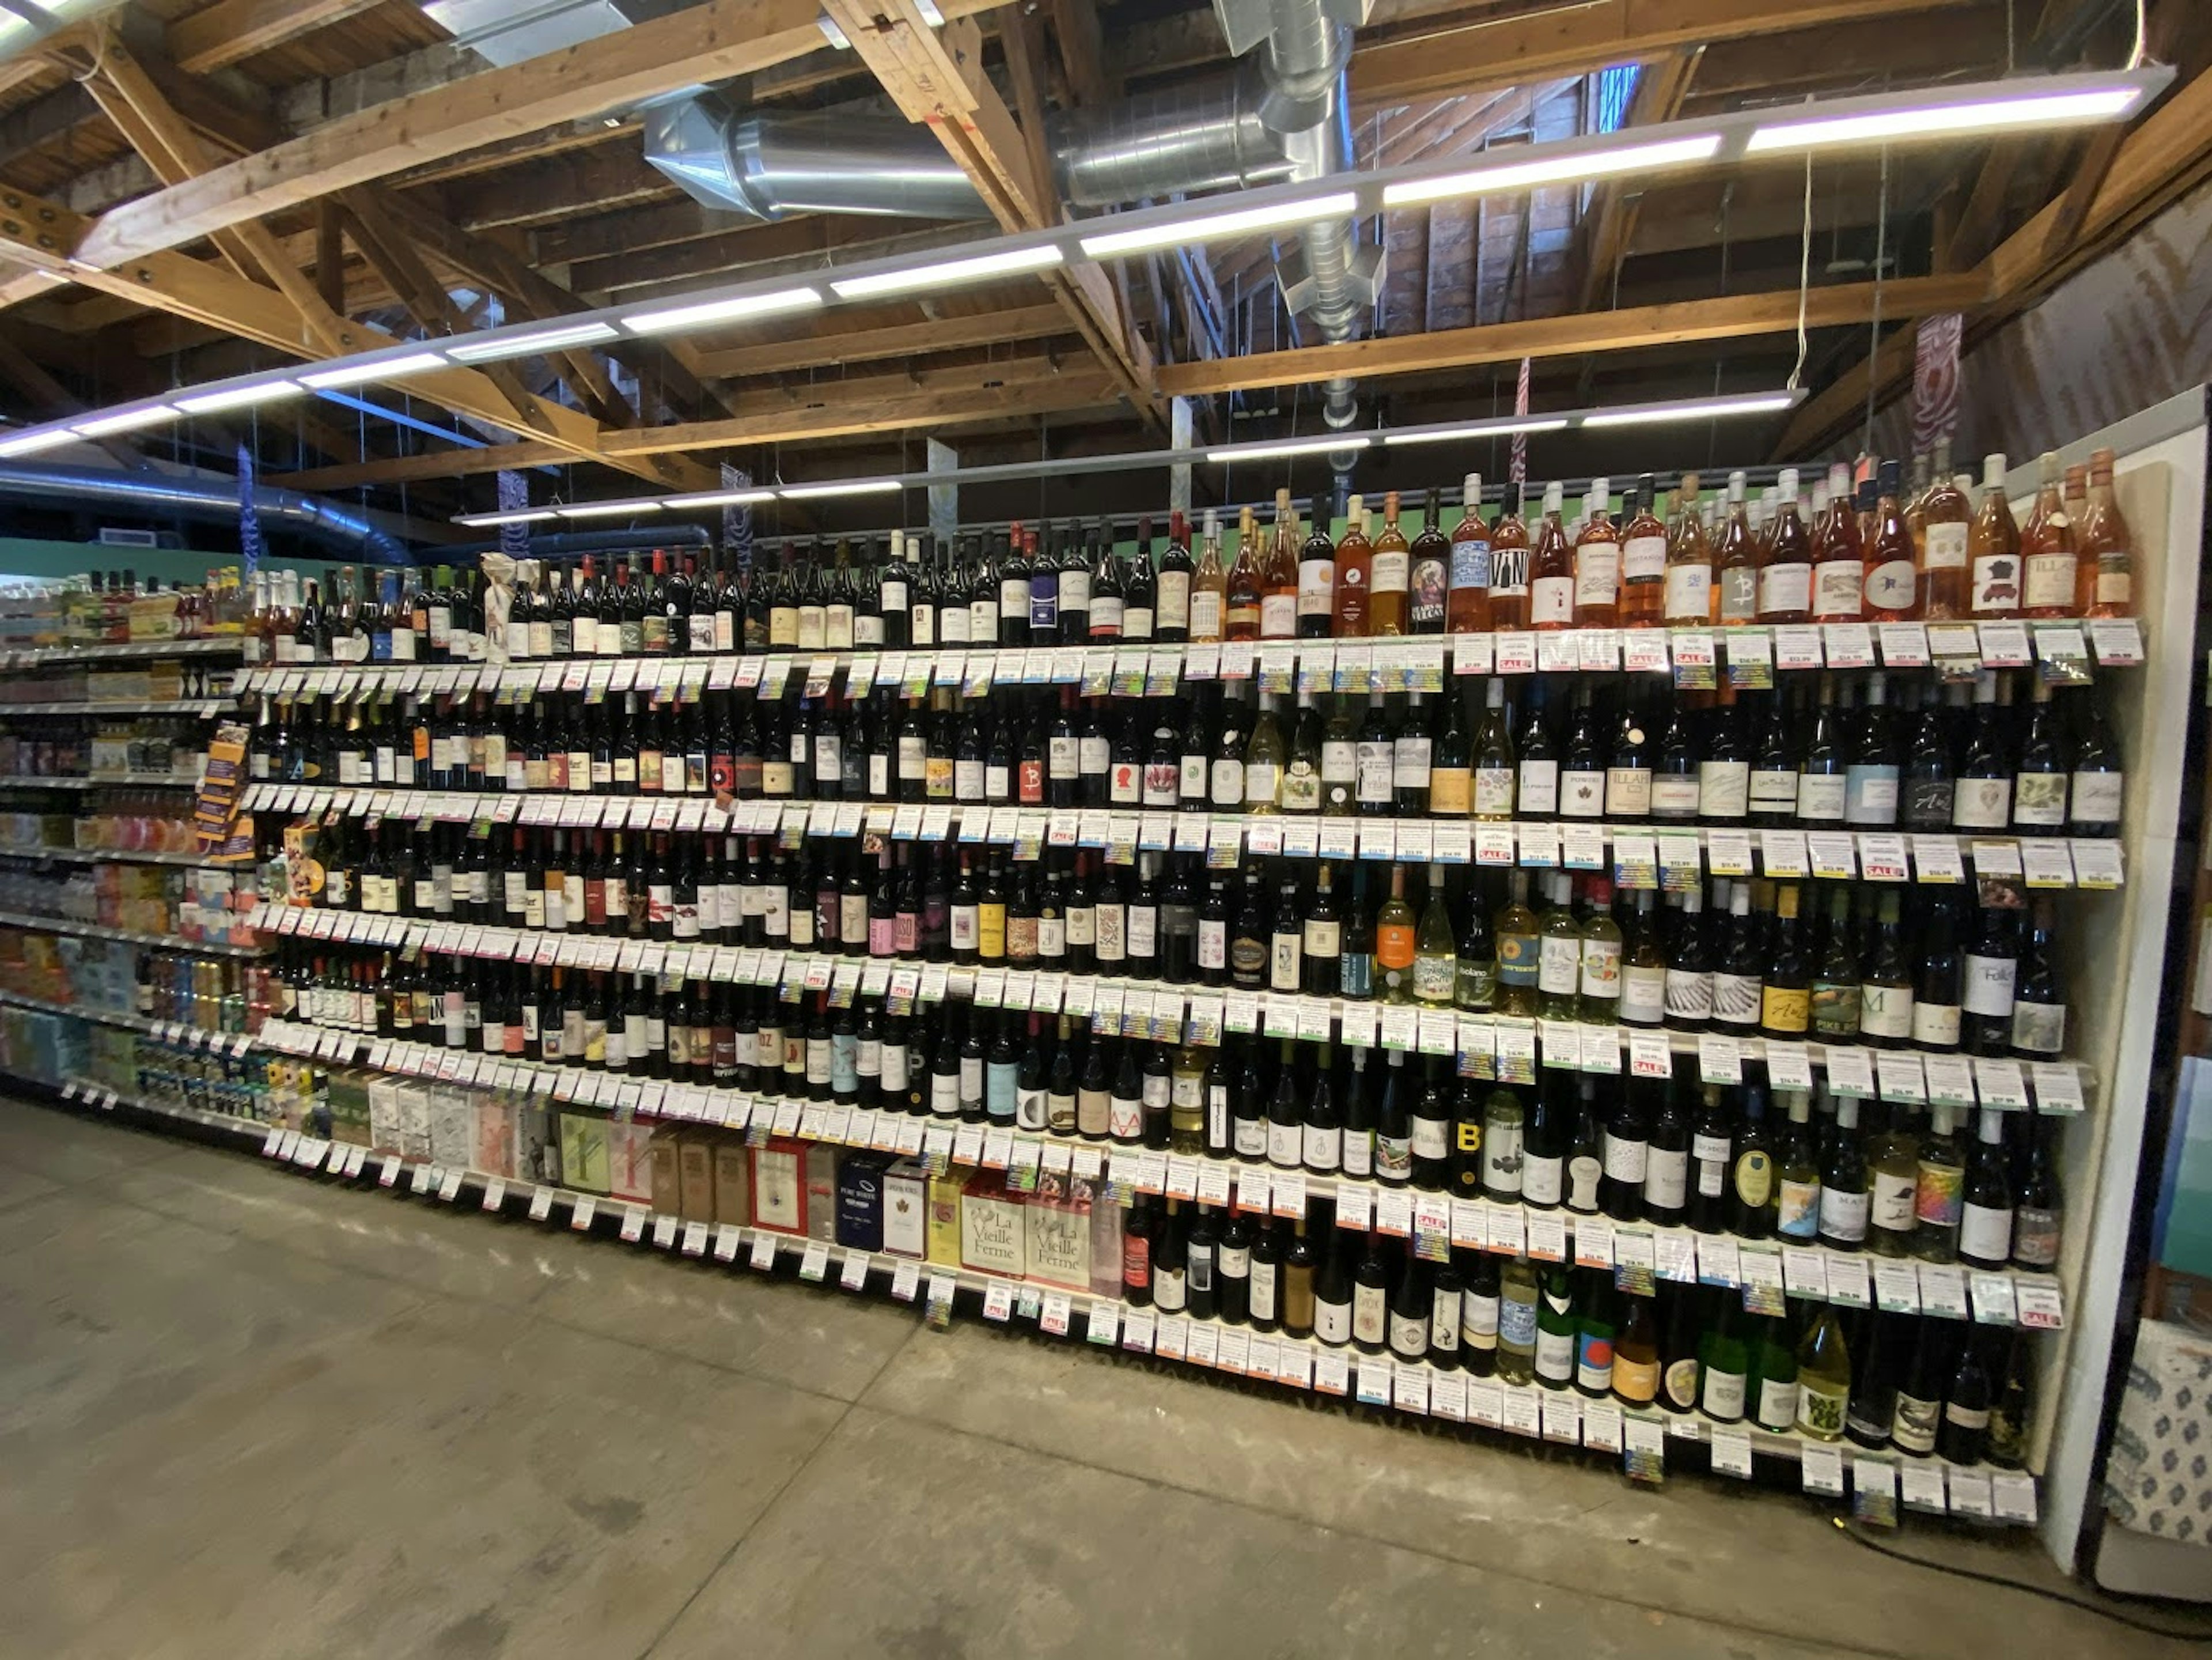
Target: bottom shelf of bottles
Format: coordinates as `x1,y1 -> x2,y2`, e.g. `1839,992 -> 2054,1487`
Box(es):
28,1028 -> 2050,1528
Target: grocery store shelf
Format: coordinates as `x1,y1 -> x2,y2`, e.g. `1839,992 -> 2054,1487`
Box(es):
71,1052 -> 2036,1526
0,772 -> 204,789
0,987 -> 255,1053
0,699 -> 229,716
233,785 -> 2127,891
0,908 -> 265,956
231,614 -> 2145,704
1,843 -> 234,868
245,910 -> 2094,1117
252,1014 -> 2071,1328
0,637 -> 244,665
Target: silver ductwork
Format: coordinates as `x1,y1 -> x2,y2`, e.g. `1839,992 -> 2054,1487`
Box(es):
0,462 -> 410,564
1052,69 -> 1298,208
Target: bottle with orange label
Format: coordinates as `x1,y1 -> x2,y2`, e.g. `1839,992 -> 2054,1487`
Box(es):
1374,863 -> 1418,1004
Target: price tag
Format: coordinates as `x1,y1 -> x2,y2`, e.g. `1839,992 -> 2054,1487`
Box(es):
1991,1470 -> 2040,1524
1968,838 -> 2024,880
2020,839 -> 2075,890
1535,632 -> 1577,674
1695,1034 -> 1742,1085
1900,1461 -> 1948,1514
1335,1185 -> 1373,1232
1872,1260 -> 1922,1314
1825,1254 -> 1870,1308
1577,629 -> 1620,672
1825,1045 -> 1876,1101
1919,1263 -> 1970,1319
1431,1371 -> 1468,1422
1765,1041 -> 1813,1094
618,1206 -> 646,1243
1876,621 -> 1929,667
2071,841 -> 2123,890
1657,834 -> 1702,891
1468,1378 -> 1506,1430
1853,1457 -> 1899,1527
1516,822 -> 1558,868
1474,825 -> 1516,867
1773,625 -> 1823,671
1923,1054 -> 1976,1108
892,1261 -> 921,1302
748,1230 -> 779,1270
1782,1246 -> 1828,1299
1188,1324 -> 1221,1368
1696,1237 -> 1739,1288
1623,1417 -> 1666,1484
1612,832 -> 1657,890
1805,831 -> 1857,881
2016,1280 -> 2065,1330
1801,1443 -> 1846,1498
1485,1205 -> 1525,1256
1527,1212 -> 1567,1264
1978,620 -> 2031,668
1706,829 -> 1753,878
2089,617 -> 2145,665
1969,1271 -> 2018,1325
527,1186 -> 553,1222
437,1168 -> 464,1203
1709,1423 -> 1753,1479
1874,1051 -> 1926,1105
569,1194 -> 597,1231
1494,632 -> 1536,675
1574,1216 -> 1615,1269
1622,630 -> 1669,674
1500,1387 -> 1541,1439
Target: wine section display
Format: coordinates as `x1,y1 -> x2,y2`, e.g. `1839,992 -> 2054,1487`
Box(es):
0,437 -> 2182,1534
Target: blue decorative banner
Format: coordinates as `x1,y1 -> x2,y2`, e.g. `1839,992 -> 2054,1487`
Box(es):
496,469 -> 530,558
722,461 -> 753,573
237,441 -> 264,574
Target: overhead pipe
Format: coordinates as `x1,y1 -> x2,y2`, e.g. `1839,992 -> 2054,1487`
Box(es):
0,462 -> 410,564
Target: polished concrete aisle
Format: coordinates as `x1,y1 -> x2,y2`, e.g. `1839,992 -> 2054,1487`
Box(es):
1,1099 -> 2199,1660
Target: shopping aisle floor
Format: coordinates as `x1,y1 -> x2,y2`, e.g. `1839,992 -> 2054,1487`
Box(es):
4,1099 -> 2204,1660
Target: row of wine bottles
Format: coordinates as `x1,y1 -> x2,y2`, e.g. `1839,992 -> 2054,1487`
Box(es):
244,664 -> 2126,835
244,443 -> 2135,672
280,819 -> 2071,1055
277,945 -> 2062,1270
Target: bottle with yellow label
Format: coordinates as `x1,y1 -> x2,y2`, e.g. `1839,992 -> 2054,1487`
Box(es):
1759,879 -> 1811,1035
1730,1079 -> 1777,1238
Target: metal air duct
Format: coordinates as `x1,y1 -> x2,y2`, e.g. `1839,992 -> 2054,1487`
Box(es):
0,462 -> 411,564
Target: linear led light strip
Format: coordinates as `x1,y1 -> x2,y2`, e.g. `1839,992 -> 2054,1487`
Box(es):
450,391 -> 1802,525
0,66 -> 2166,463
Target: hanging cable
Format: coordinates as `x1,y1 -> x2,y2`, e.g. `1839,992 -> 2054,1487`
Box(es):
1787,152 -> 1814,392
2127,0 -> 2147,68
1862,144 -> 1891,456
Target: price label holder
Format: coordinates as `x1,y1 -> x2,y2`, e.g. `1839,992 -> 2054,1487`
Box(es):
1873,1259 -> 1922,1314
1656,1229 -> 1699,1285
1911,835 -> 1966,884
2072,840 -> 2124,890
1501,1387 -> 1541,1439
2019,839 -> 2075,890
1577,629 -> 1620,673
1516,822 -> 1558,869
1802,1443 -> 1847,1499
1535,632 -> 1577,674
1756,828 -> 1808,880
1899,1461 -> 1948,1515
570,1194 -> 598,1232
1874,1052 -> 1926,1106
1624,1418 -> 1666,1485
1574,1217 -> 1616,1270
749,1231 -> 778,1270
1978,620 -> 2032,668
1120,1306 -> 1157,1355
1706,829 -> 1753,878
1824,622 -> 1876,668
529,1187 -> 555,1223
1612,832 -> 1658,891
1773,625 -> 1823,671
1782,1246 -> 1828,1300
1486,1205 -> 1526,1256
1671,629 -> 1715,691
1696,1237 -> 1739,1289
1764,1041 -> 1813,1094
1991,1470 -> 2039,1525
1923,1054 -> 1977,1110
1969,1271 -> 2018,1326
1623,630 -> 1670,674
1853,1457 -> 1900,1528
1540,1393 -> 1580,1445
1919,1263 -> 1971,1320
1805,831 -> 1857,881
2016,1280 -> 2065,1330
1825,1253 -> 1871,1309
1657,834 -> 1702,893
1709,1423 -> 1753,1480
2030,1062 -> 2088,1116
1826,1045 -> 1877,1102
1525,1212 -> 1567,1264
1926,622 -> 1981,676
891,1261 -> 920,1302
1695,1034 -> 1743,1086
925,1271 -> 957,1328
1613,1228 -> 1656,1296
1738,1247 -> 1787,1317
2089,617 -> 2145,666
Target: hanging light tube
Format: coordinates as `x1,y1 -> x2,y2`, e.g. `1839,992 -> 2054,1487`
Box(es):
1078,192 -> 1361,259
621,286 -> 824,335
1578,392 -> 1800,428
176,380 -> 305,414
830,245 -> 1063,301
300,352 -> 447,390
1205,433 -> 1370,463
1383,133 -> 1725,209
1745,76 -> 2154,154
72,405 -> 180,437
449,322 -> 621,362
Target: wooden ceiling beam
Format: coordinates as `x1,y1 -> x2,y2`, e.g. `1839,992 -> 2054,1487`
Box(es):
1349,0 -> 1979,105
1157,273 -> 1986,397
67,0 -> 1013,274
274,438 -> 574,493
168,0 -> 388,77
691,302 -> 1073,379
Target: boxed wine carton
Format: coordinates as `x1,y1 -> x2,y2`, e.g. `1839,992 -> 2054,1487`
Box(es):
751,1138 -> 809,1235
835,1152 -> 889,1252
558,1111 -> 609,1194
925,1169 -> 964,1267
605,1117 -> 656,1206
1024,1167 -> 1093,1293
650,1130 -> 683,1216
880,1158 -> 929,1260
677,1134 -> 716,1223
960,1171 -> 1026,1280
711,1139 -> 751,1228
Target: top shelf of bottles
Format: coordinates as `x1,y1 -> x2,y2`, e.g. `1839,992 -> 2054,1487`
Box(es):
232,617 -> 2146,706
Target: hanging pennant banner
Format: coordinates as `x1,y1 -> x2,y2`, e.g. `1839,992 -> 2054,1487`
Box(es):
495,469 -> 531,560
236,442 -> 264,575
1911,313 -> 1962,459
722,462 -> 754,573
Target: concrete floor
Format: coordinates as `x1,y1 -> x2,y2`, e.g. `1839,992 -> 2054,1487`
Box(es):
2,1099 -> 2203,1660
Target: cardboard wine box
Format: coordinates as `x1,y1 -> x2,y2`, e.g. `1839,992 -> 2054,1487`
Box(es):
605,1117 -> 656,1206
836,1153 -> 889,1252
557,1111 -> 609,1194
960,1172 -> 1027,1280
880,1158 -> 929,1260
649,1131 -> 683,1216
677,1135 -> 717,1223
925,1169 -> 964,1267
711,1139 -> 751,1229
1024,1168 -> 1093,1292
751,1138 -> 809,1235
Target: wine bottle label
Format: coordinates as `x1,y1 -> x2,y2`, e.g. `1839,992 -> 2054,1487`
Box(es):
2023,553 -> 2075,611
1429,1291 -> 1461,1352
1719,566 -> 1758,621
1535,1326 -> 1575,1382
1574,543 -> 1620,608
1664,968 -> 1714,1023
1412,958 -> 1456,1004
1813,559 -> 1863,618
1645,774 -> 1699,819
1819,1185 -> 1869,1243
1692,1364 -> 1744,1421
1259,594 -> 1297,636
1517,759 -> 1558,816
1388,1308 -> 1426,1359
2010,998 -> 2066,1054
1489,545 -> 1529,598
1921,520 -> 1969,569
1951,776 -> 2013,829
1733,1149 -> 1774,1209
1315,1295 -> 1350,1344
1959,1200 -> 2014,1263
1264,1118 -> 1301,1169
1580,940 -> 1622,1003
1756,1377 -> 1801,1432
1371,550 -> 1410,595
1859,982 -> 1914,1038
1889,1391 -> 1939,1453
1749,767 -> 1797,816
1482,1122 -> 1522,1194
1663,1356 -> 1702,1410
1758,561 -> 1811,616
1537,934 -> 1581,995
1910,1001 -> 1961,1047
1795,1377 -> 1849,1440
1903,777 -> 1955,826
2013,772 -> 2066,825
1844,765 -> 1900,824
1664,564 -> 1712,621
1914,1160 -> 1964,1228
1425,765 -> 1470,816
1971,554 -> 2021,613
1574,1330 -> 1616,1393
1697,759 -> 1749,819
1297,559 -> 1335,617
1711,970 -> 1761,1027
1778,1176 -> 1820,1238
1796,773 -> 1847,821
1620,963 -> 1666,1026
1600,764 -> 1652,817
1963,954 -> 2017,1016
1302,1122 -> 1343,1171
2012,1204 -> 2061,1267
1475,768 -> 1516,816
1352,1284 -> 1387,1345
1529,576 -> 1574,625
1642,1145 -> 1688,1210
1234,1116 -> 1267,1159
1760,984 -> 1810,1033
1560,766 -> 1605,818
2070,771 -> 2123,825
1412,1116 -> 1450,1162
1567,1155 -> 1603,1211
1521,1152 -> 1562,1206
1461,1292 -> 1501,1347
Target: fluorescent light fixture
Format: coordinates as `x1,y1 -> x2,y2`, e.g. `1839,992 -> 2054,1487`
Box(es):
621,286 -> 823,335
778,479 -> 903,501
301,351 -> 447,389
1206,433 -> 1371,463
71,405 -> 177,437
176,381 -> 304,414
448,322 -> 619,362
914,0 -> 945,22
1078,192 -> 1358,260
0,428 -> 78,457
556,500 -> 662,519
1746,84 -> 2147,153
665,488 -> 779,508
1580,392 -> 1799,428
830,244 -> 1063,301
455,508 -> 558,527
1384,417 -> 1571,446
1383,133 -> 1724,209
